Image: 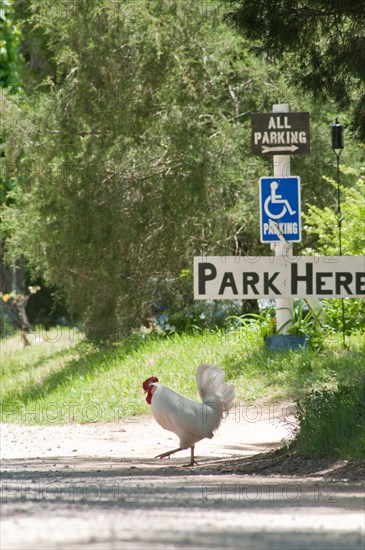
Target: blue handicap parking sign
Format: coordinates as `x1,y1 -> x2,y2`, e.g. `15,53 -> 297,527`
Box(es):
259,177 -> 301,242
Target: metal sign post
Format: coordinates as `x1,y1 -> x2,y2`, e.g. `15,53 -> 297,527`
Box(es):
271,104 -> 293,334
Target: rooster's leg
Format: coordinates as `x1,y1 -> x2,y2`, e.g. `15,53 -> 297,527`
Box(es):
155,447 -> 183,459
183,446 -> 198,467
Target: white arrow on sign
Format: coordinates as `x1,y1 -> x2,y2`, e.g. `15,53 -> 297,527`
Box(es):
262,144 -> 299,154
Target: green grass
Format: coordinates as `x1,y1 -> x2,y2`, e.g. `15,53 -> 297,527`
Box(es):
1,325 -> 364,428
294,377 -> 365,460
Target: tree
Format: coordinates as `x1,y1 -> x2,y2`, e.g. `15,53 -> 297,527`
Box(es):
0,0 -> 22,91
2,0 -> 296,340
0,0 -> 33,342
226,0 -> 365,140
304,168 -> 365,256
4,0 -> 361,340
303,166 -> 365,332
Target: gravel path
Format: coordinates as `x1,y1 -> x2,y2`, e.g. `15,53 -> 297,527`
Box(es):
1,402 -> 364,550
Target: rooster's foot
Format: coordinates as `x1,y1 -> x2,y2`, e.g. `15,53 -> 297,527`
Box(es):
155,452 -> 171,459
182,460 -> 199,467
182,446 -> 198,467
155,447 -> 182,460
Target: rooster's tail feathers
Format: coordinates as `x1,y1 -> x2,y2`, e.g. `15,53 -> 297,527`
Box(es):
219,381 -> 235,414
196,363 -> 235,413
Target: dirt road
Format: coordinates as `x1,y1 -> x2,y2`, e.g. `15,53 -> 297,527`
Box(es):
1,402 -> 364,549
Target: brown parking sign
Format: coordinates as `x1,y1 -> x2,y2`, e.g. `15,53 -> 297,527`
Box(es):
251,112 -> 310,155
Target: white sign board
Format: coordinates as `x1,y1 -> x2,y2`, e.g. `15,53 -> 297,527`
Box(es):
259,176 -> 301,242
194,256 -> 365,299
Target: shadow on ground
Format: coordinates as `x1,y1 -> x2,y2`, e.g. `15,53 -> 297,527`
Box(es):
2,450 -> 364,482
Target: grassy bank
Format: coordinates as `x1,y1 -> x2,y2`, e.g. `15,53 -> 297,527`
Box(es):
293,376 -> 365,460
1,325 -> 364,428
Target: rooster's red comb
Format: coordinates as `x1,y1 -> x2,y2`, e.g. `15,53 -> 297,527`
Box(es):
142,376 -> 159,391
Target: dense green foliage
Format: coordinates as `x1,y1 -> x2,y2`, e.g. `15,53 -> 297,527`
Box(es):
0,0 -> 21,91
304,167 -> 365,332
0,0 -> 294,339
0,0 -> 364,340
227,0 -> 365,140
304,167 -> 365,256
0,0 -> 21,204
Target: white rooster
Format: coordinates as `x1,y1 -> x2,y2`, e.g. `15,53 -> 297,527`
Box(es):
142,363 -> 235,466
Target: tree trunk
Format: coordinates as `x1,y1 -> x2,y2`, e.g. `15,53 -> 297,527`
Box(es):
0,240 -> 32,341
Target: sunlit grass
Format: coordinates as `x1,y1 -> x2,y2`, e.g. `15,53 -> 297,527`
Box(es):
1,326 -> 364,427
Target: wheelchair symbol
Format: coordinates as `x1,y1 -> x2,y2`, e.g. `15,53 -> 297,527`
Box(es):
264,180 -> 296,219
